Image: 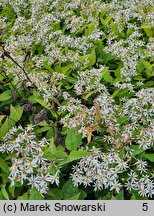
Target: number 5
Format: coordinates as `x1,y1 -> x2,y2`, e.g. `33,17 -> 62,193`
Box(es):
142,203 -> 148,211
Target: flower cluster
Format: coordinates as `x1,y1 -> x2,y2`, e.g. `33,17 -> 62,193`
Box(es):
0,0 -> 153,199
71,147 -> 154,198
0,125 -> 60,195
1,0 -> 153,97
105,31 -> 145,82
60,88 -> 154,150
28,71 -> 65,103
74,66 -> 108,95
125,161 -> 154,197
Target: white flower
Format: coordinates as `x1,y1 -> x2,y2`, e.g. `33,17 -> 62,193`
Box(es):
10,165 -> 19,178
8,176 -> 16,187
110,180 -> 122,193
125,181 -> 136,191
117,160 -> 129,170
138,186 -> 148,197
25,124 -> 35,132
49,174 -> 59,185
128,171 -> 138,183
39,183 -> 49,194
135,159 -> 147,170
26,160 -> 38,174
28,175 -> 40,190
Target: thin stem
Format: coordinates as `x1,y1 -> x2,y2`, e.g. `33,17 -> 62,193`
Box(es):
3,49 -> 37,88
1,70 -> 24,101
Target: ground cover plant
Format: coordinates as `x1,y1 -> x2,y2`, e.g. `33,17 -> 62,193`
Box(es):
0,0 -> 154,200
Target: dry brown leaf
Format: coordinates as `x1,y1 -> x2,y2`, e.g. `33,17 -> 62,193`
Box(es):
95,104 -> 101,122
86,124 -> 99,144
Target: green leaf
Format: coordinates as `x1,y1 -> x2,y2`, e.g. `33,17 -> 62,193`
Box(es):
47,188 -> 62,200
115,189 -> 124,200
102,68 -> 113,83
9,105 -> 23,122
54,64 -> 73,75
9,185 -> 15,197
0,191 -> 6,200
62,179 -> 77,199
49,137 -> 57,152
1,5 -> 16,21
37,121 -> 49,127
142,81 -> 154,88
141,60 -> 153,77
51,22 -> 60,31
5,152 -> 16,161
46,128 -> 53,139
130,145 -> 145,156
112,89 -> 120,98
54,150 -> 68,159
133,76 -> 145,81
62,179 -> 86,200
0,157 -> 9,174
44,137 -> 68,160
130,194 -> 136,200
0,74 -> 4,82
60,64 -> 73,74
17,192 -> 29,200
141,25 -> 154,37
126,29 -> 134,38
143,154 -> 154,162
0,115 -> 5,123
131,191 -> 148,200
0,90 -> 12,101
100,15 -> 113,26
48,163 -> 59,175
65,76 -> 77,84
82,91 -> 95,100
111,22 -> 118,35
81,48 -> 96,69
87,48 -> 96,67
116,89 -> 129,98
69,150 -> 91,161
85,22 -> 95,36
58,150 -> 91,166
118,116 -> 128,124
114,65 -> 122,78
35,98 -> 51,110
78,55 -> 89,63
111,195 -> 117,200
57,158 -> 71,166
119,149 -> 125,160
35,126 -> 51,134
0,117 -> 8,139
65,128 -> 82,151
43,138 -> 57,160
78,190 -> 87,200
100,7 -> 108,17
1,185 -> 9,200
29,188 -> 43,200
67,193 -> 80,200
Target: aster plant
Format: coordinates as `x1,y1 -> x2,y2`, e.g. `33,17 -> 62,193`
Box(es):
0,0 -> 153,200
